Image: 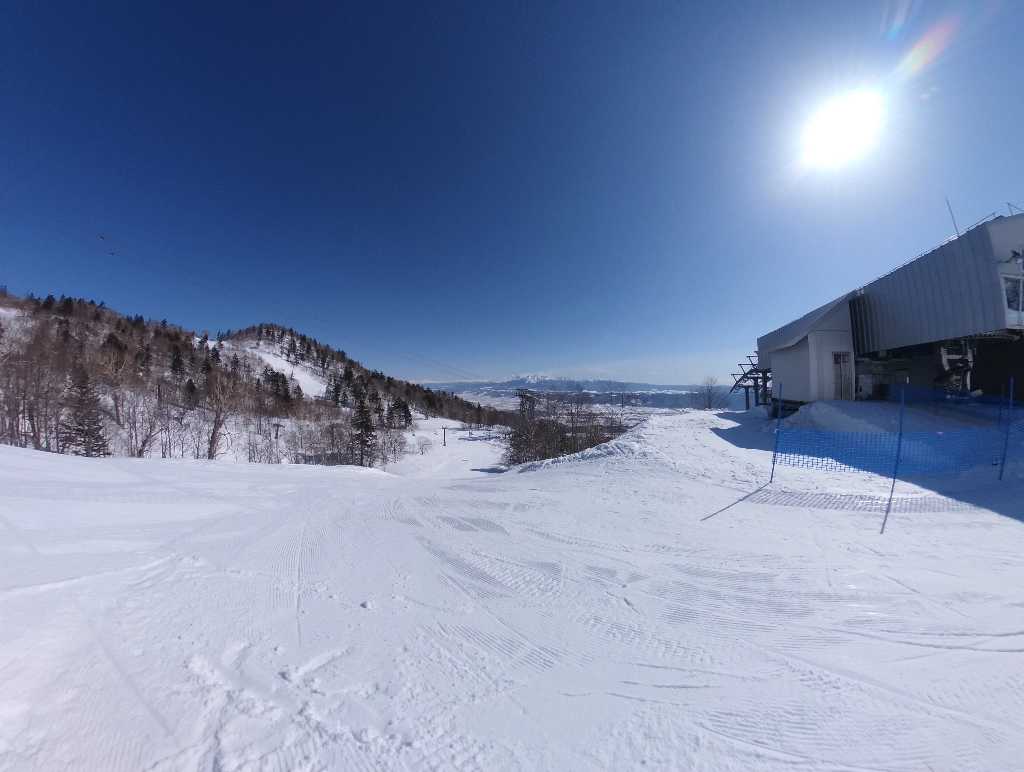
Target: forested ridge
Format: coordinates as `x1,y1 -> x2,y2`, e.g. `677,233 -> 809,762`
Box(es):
0,288 -> 510,466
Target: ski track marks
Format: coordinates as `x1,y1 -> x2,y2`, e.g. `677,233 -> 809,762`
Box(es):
3,411 -> 1024,770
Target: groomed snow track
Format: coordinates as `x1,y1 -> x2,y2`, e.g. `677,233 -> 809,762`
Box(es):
2,411 -> 1023,771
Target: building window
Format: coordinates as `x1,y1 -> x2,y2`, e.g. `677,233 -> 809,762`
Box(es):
1004,276 -> 1022,312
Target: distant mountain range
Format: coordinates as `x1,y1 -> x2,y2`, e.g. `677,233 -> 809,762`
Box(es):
428,376 -> 696,395
427,375 -> 747,411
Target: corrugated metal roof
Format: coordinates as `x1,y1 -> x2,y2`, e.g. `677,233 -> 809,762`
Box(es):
758,293 -> 853,354
850,221 -> 1005,353
760,214 -> 1023,357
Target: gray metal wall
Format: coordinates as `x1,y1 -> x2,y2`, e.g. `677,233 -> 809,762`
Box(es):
850,221 -> 1004,355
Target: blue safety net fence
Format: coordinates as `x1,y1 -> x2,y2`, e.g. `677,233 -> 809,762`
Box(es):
775,425 -> 1011,476
883,384 -> 1010,423
774,386 -> 1021,478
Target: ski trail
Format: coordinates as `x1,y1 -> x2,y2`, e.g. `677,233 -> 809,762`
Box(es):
0,507 -> 178,743
295,520 -> 306,649
0,556 -> 173,596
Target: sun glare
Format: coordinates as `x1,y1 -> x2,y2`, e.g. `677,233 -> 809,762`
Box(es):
801,89 -> 886,170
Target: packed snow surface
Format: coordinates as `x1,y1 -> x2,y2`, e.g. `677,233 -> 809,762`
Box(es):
3,410 -> 1024,770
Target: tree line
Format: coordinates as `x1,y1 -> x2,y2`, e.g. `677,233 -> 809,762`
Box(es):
0,291 -> 513,468
500,378 -> 730,465
503,390 -> 628,465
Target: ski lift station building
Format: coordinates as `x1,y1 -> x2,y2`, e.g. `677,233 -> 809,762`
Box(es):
753,213 -> 1024,405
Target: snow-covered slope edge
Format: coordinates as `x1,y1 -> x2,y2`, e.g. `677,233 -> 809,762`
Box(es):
515,417 -> 680,473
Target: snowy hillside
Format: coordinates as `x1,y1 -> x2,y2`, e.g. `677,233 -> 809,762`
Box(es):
3,409 -> 1023,770
0,296 -> 510,469
225,338 -> 330,400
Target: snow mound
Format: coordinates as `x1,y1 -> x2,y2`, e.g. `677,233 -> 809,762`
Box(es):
517,420 -> 677,473
785,400 -> 1002,434
784,401 -> 896,433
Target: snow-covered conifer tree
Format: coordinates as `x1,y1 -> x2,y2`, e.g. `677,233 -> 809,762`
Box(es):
62,366 -> 110,457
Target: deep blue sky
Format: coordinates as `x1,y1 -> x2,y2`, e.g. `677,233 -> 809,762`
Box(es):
3,1 -> 1021,383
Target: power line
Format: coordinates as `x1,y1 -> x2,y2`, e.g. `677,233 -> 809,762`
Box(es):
393,351 -> 487,382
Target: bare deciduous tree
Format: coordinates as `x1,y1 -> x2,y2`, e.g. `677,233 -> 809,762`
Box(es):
122,388 -> 162,457
503,390 -> 620,465
691,376 -> 728,410
204,371 -> 236,460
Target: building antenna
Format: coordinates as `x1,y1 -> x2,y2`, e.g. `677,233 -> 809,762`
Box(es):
945,196 -> 961,237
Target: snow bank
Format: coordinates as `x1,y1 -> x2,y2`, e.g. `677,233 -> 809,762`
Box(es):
785,399 -> 1003,433
515,420 -> 679,473
784,400 -> 897,432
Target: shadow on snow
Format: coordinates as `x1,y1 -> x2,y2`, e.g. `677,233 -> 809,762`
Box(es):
708,409 -> 1024,526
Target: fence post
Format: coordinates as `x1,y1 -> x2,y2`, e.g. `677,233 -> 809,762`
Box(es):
769,383 -> 783,484
880,387 -> 905,534
999,376 -> 1015,480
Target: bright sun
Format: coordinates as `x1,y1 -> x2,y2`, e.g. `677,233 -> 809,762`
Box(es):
801,89 -> 886,170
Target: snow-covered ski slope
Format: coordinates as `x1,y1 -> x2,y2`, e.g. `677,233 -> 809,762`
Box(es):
226,339 -> 331,399
2,410 -> 1024,771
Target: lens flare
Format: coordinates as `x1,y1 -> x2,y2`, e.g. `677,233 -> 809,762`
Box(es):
881,0 -> 915,41
801,89 -> 886,170
793,11 -> 965,174
895,17 -> 959,80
